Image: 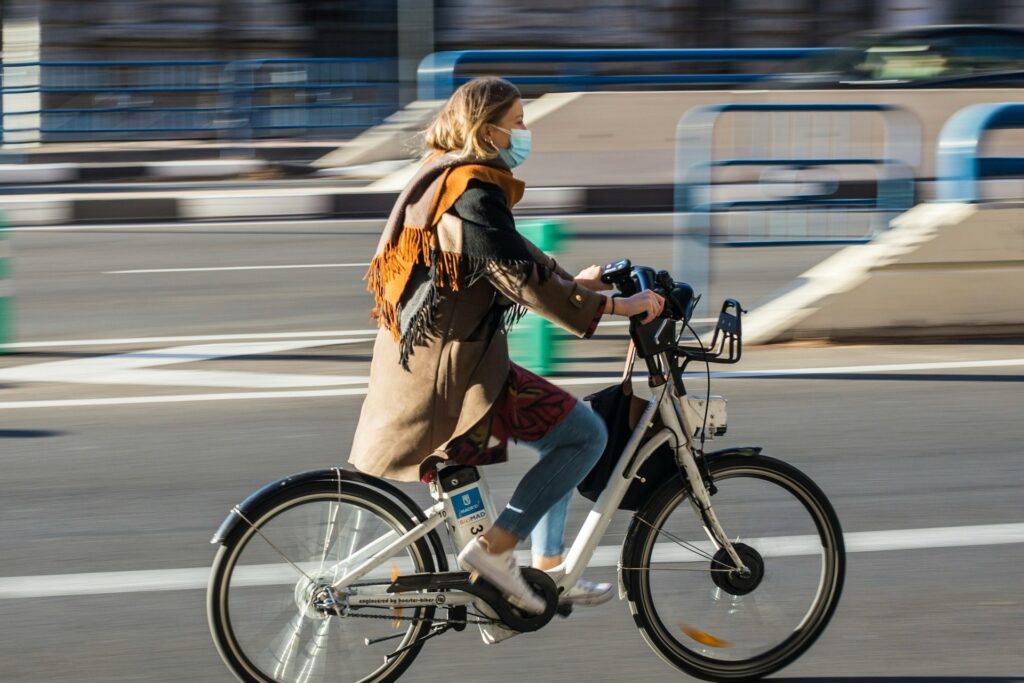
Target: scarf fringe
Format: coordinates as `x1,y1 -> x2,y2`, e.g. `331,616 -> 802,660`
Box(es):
367,226 -> 436,340
502,303 -> 530,330
370,232 -> 539,347
397,258 -> 442,369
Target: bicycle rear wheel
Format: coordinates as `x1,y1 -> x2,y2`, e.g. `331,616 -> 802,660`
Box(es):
208,481 -> 437,683
622,453 -> 845,682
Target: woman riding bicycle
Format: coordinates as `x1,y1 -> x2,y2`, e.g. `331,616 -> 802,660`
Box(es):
349,77 -> 664,615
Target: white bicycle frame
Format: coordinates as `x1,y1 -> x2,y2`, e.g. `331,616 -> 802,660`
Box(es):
329,354 -> 746,612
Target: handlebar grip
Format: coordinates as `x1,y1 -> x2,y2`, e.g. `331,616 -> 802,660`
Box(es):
633,268 -> 653,293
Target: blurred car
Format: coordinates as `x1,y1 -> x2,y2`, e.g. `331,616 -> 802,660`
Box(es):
755,24 -> 1024,88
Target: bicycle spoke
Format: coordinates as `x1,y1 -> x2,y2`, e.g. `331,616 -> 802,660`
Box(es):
268,612 -> 307,682
635,515 -> 738,569
294,618 -> 332,683
317,500 -> 341,576
620,564 -> 737,572
234,506 -> 316,584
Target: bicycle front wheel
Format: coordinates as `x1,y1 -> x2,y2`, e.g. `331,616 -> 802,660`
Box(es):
623,453 -> 845,682
208,481 -> 437,683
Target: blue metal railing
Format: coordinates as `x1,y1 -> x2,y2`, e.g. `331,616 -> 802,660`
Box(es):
674,102 -> 920,315
935,102 -> 1024,202
0,59 -> 398,143
416,48 -> 836,100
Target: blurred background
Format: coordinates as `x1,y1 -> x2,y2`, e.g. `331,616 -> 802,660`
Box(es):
1,1 -> 1022,682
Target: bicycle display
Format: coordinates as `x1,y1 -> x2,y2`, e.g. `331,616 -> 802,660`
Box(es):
207,261 -> 846,683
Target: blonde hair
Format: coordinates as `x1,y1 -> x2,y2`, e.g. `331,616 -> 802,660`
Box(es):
424,77 -> 521,160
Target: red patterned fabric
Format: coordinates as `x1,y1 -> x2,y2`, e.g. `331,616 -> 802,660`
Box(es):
418,299 -> 606,482
420,363 -> 578,482
493,363 -> 578,442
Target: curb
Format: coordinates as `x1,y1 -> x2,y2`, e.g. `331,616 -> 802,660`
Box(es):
0,185 -> 676,226
0,160 -> 270,185
0,180 -> 886,226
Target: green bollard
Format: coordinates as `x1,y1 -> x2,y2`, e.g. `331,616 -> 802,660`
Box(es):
508,220 -> 566,375
0,213 -> 10,354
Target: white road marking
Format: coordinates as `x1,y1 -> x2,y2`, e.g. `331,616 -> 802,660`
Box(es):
1,522 -> 1020,599
713,358 -> 1024,377
40,368 -> 375,389
3,329 -> 378,349
600,318 -> 716,327
2,322 -> 639,349
3,217 -> 378,233
1,355 -> 1022,409
0,338 -> 374,389
0,388 -> 377,409
107,263 -> 369,274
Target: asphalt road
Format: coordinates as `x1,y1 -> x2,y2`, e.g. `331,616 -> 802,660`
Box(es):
1,218 -> 1022,682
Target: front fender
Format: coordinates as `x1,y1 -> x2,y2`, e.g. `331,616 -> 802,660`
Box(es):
704,445 -> 763,460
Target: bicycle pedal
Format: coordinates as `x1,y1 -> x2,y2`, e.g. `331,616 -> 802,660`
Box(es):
448,605 -> 468,632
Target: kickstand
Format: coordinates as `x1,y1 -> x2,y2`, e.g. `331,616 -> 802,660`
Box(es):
384,623 -> 453,662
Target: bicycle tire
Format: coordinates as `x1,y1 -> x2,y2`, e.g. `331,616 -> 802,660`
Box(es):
622,453 -> 845,682
208,480 -> 439,683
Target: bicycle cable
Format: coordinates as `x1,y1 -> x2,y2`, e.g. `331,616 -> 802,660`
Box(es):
630,515 -> 738,571
682,318 -> 713,453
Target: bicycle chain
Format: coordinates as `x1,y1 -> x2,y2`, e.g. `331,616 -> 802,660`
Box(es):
324,601 -> 498,626
322,581 -> 499,626
340,610 -> 496,626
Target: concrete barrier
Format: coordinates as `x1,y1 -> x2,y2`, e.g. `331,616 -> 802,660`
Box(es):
743,202 -> 1024,343
365,89 -> 1024,191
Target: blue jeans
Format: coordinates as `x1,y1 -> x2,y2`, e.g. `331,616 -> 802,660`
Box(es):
492,400 -> 608,556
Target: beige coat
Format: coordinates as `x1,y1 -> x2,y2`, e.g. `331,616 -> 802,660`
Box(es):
349,215 -> 605,482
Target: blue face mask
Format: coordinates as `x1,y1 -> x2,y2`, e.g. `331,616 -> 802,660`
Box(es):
493,126 -> 531,168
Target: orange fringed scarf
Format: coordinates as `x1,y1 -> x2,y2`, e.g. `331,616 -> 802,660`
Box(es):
366,154 -> 526,363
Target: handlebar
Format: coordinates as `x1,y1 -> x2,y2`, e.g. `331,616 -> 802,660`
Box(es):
600,258 -> 699,324
600,259 -> 745,389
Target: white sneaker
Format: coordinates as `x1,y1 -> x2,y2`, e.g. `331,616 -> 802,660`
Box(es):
457,538 -> 546,615
560,578 -> 615,607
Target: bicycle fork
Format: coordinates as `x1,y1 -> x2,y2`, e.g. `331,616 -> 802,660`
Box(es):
665,392 -> 748,574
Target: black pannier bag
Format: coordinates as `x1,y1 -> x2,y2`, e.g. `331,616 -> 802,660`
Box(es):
577,343 -> 680,511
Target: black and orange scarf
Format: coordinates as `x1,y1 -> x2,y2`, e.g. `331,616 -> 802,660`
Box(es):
366,153 -> 540,366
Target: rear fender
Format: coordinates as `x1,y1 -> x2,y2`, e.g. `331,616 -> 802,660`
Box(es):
210,467 -> 449,571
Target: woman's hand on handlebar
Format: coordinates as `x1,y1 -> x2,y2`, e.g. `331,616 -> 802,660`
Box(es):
607,290 -> 665,324
573,264 -> 609,292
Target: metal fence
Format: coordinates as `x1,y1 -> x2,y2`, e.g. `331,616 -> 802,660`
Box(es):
936,102 -> 1024,202
416,48 -> 836,100
0,59 -> 398,143
674,102 -> 921,316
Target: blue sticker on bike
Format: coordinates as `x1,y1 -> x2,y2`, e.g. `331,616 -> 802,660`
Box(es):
452,488 -> 484,519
